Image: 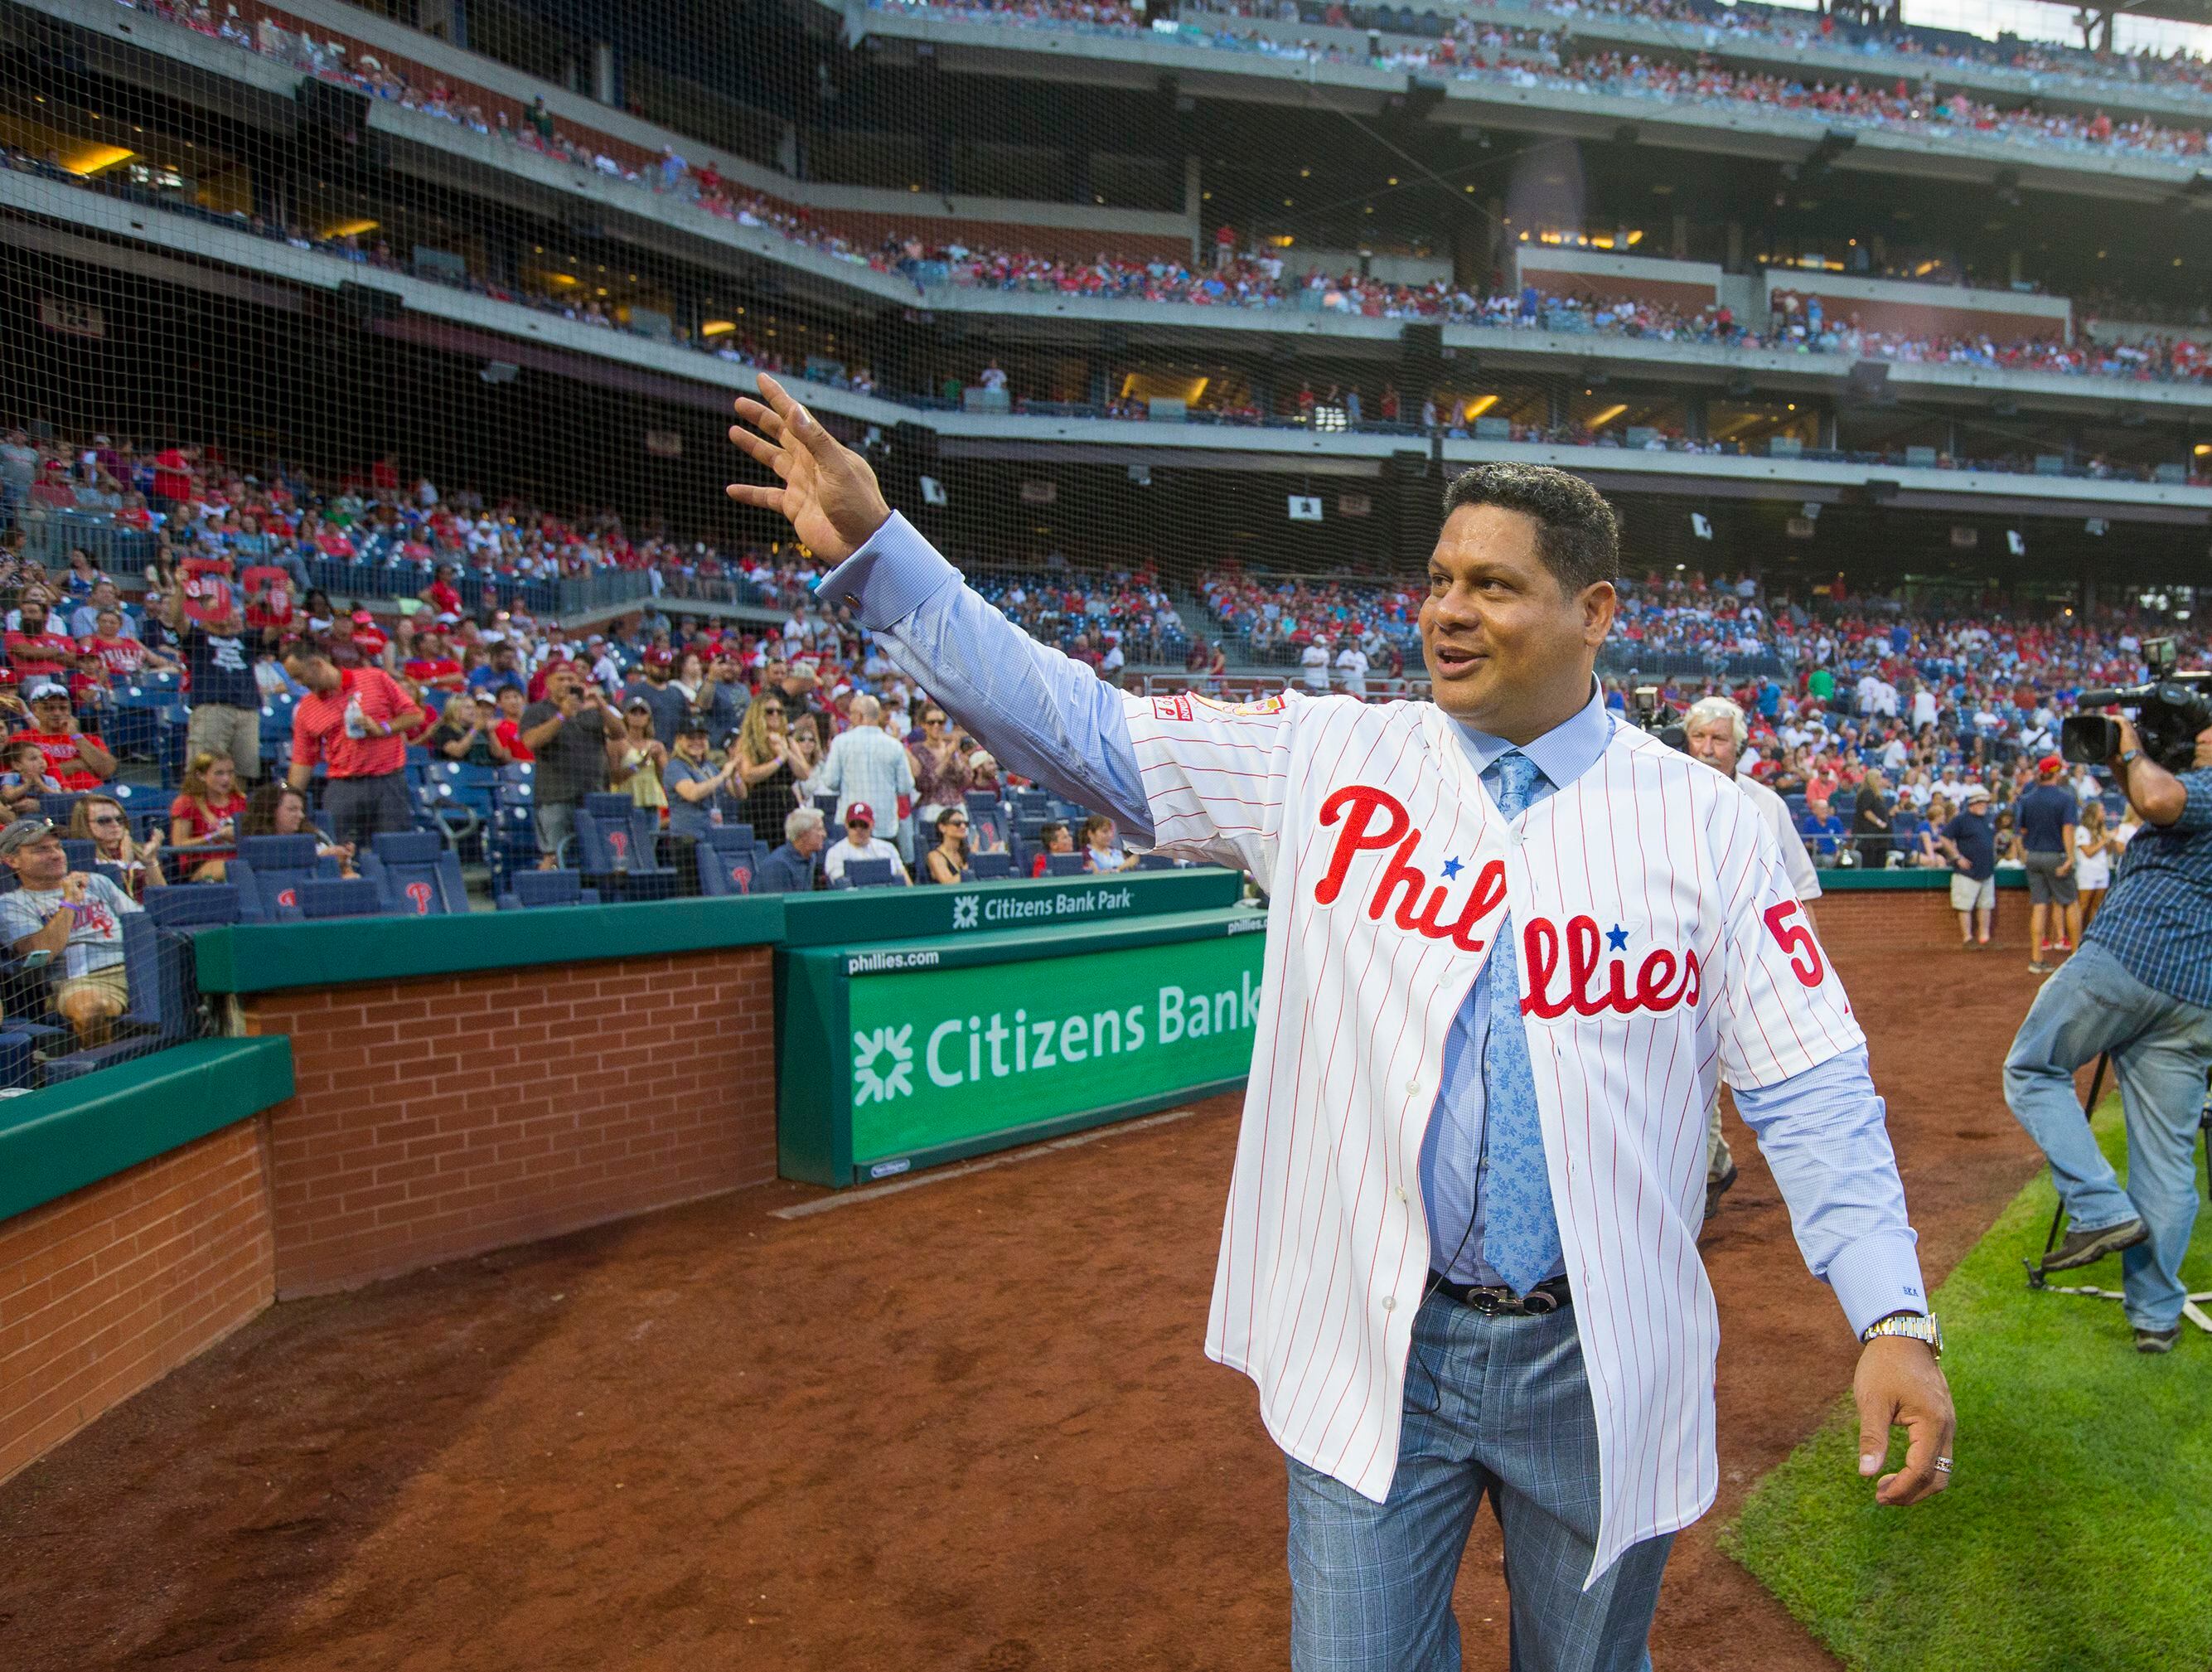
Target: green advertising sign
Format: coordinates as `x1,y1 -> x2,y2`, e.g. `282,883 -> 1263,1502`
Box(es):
847,932 -> 1263,1169
776,906 -> 1268,1186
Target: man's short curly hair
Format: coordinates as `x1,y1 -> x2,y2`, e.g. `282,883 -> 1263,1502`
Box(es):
1440,463 -> 1620,599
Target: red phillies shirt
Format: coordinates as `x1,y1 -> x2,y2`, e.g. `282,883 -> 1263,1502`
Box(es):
403,655 -> 463,691
492,717 -> 533,763
426,580 -> 462,618
21,729 -> 107,791
5,630 -> 76,680
354,626 -> 389,660
291,666 -> 414,780
170,789 -> 248,866
82,636 -> 146,680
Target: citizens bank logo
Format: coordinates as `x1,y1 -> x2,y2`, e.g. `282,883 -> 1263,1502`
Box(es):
951,894 -> 980,931
852,1025 -> 915,1103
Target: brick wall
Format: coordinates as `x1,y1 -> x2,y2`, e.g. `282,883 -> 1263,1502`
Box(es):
0,1122 -> 272,1485
1814,884 -> 2014,964
238,947 -> 777,1297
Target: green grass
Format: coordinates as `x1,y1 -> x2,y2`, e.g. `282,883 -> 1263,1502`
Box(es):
1723,1104 -> 2212,1672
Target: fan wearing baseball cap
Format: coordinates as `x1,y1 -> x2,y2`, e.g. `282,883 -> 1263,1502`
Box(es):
17,682 -> 114,791
2016,753 -> 2082,973
0,817 -> 143,1041
820,802 -> 907,885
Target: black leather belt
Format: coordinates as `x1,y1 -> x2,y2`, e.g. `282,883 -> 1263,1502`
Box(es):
1427,1271 -> 1571,1316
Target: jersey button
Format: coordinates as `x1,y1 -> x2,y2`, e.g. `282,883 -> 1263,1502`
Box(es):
1396,1185 -> 1408,1202
1406,1078 -> 1421,1094
1382,1296 -> 1396,1312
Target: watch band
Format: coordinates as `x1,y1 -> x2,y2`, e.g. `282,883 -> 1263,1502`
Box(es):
2120,749 -> 2142,767
1861,1311 -> 1943,1359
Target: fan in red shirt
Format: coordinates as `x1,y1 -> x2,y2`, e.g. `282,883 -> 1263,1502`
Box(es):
82,613 -> 151,681
424,567 -> 465,620
402,625 -> 465,692
350,609 -> 389,662
491,685 -> 533,761
4,599 -> 78,686
283,644 -> 423,848
152,444 -> 193,507
242,565 -> 295,637
17,683 -> 115,791
168,750 -> 249,880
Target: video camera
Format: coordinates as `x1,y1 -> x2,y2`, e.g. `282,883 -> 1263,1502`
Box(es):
2060,637 -> 2212,773
1631,685 -> 1689,753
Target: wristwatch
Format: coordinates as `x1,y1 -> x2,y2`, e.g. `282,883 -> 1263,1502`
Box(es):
2119,748 -> 2142,768
1861,1311 -> 1943,1359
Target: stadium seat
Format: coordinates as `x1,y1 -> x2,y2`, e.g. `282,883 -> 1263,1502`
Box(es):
361,831 -> 469,915
41,914 -> 185,1083
839,856 -> 898,889
966,851 -> 1014,880
37,792 -> 82,824
1136,853 -> 1179,870
288,878 -> 387,920
572,808 -> 678,900
695,826 -> 759,897
1045,852 -> 1089,877
496,870 -> 601,910
143,884 -> 243,929
229,835 -> 340,922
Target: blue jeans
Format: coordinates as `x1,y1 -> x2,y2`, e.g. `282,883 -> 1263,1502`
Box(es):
2003,942 -> 2212,1331
1285,1295 -> 1673,1672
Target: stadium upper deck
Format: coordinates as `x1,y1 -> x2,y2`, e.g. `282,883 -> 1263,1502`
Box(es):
5,0 -> 2209,529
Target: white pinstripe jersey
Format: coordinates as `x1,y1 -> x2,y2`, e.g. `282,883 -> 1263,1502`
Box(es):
1121,688 -> 1863,1583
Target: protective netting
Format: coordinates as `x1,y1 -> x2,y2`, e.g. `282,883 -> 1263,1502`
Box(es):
0,0 -> 2200,1024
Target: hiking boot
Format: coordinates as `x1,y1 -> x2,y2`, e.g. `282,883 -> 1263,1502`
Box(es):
2136,1326 -> 2180,1354
2042,1218 -> 2150,1272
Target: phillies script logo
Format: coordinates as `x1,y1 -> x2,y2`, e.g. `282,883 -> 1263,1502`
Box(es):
1520,915 -> 1700,1019
1313,785 -> 1507,951
404,880 -> 435,914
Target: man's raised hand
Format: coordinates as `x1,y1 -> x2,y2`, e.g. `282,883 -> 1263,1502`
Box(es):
725,374 -> 892,564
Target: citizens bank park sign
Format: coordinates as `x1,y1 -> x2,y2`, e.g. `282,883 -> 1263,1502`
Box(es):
773,895 -> 1265,1187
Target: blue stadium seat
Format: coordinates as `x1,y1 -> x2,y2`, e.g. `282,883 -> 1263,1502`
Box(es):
496,870 -> 601,911
229,834 -> 339,922
572,808 -> 678,899
41,914 -> 184,1083
361,831 -> 469,915
966,851 -> 1014,880
1045,852 -> 1089,877
38,792 -> 83,825
695,826 -> 759,897
839,856 -> 898,889
289,878 -> 387,920
1136,853 -> 1179,870
143,884 -> 243,929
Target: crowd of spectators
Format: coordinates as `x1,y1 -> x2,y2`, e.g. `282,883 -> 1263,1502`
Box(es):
91,0 -> 2212,418
886,0 -> 2212,139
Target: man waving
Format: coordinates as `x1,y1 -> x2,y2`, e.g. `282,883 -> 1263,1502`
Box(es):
728,375 -> 1953,1672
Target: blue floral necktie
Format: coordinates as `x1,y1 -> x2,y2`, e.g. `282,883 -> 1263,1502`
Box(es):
1479,749 -> 1561,1296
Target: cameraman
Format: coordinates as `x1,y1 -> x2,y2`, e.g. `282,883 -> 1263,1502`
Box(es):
2001,715 -> 2212,1354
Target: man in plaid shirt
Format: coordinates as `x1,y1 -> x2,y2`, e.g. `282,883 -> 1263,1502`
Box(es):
2004,712 -> 2212,1354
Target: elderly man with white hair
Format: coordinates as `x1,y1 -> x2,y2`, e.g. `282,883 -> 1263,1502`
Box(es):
815,691 -> 917,860
1681,694 -> 1824,1214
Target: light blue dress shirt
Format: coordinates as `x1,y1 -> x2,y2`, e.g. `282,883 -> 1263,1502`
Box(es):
818,514 -> 1927,1335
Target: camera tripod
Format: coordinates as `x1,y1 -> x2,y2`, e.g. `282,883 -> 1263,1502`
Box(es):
2024,1053 -> 2212,1336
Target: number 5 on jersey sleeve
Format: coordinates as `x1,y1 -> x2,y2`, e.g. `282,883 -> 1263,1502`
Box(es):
1762,899 -> 1827,986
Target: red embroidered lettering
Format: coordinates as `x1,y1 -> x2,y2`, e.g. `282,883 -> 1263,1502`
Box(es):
1314,786 -> 1410,906
404,880 -> 434,914
1522,916 -> 1701,1018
